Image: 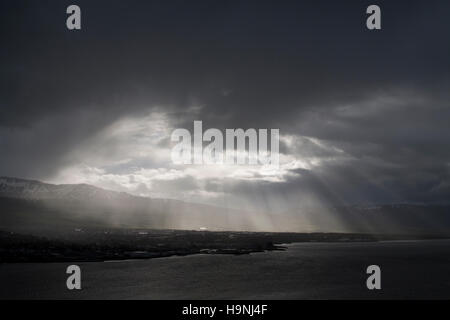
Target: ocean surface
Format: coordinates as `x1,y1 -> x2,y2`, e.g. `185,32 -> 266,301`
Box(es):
1,240 -> 450,299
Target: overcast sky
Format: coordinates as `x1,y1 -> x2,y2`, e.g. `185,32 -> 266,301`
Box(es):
1,0 -> 450,211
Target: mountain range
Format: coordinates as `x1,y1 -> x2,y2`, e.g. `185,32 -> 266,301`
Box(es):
1,176 -> 449,235
0,177 -> 275,233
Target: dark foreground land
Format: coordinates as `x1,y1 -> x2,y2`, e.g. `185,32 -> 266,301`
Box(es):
1,240 -> 450,299
1,228 -> 449,263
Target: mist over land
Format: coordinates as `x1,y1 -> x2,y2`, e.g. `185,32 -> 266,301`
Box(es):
2,176 -> 450,236
1,176 -> 450,264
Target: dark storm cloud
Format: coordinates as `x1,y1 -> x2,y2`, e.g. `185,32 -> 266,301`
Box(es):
1,0 -> 450,203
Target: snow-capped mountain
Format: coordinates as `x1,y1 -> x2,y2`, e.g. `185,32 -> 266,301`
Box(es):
0,177 -> 133,202
0,177 -> 449,235
0,177 -> 265,233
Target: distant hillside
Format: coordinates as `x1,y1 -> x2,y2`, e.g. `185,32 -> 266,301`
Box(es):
0,176 -> 134,201
0,177 -> 271,234
1,177 -> 450,235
